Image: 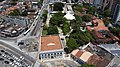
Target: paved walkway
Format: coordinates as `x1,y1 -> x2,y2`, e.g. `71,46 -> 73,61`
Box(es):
42,59 -> 79,67
46,13 -> 51,27
57,27 -> 67,48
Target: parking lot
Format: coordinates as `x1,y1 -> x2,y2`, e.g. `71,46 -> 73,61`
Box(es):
0,46 -> 34,67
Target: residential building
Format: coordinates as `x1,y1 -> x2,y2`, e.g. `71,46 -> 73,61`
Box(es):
93,0 -> 103,8
111,0 -> 120,15
39,35 -> 64,61
48,0 -> 63,3
71,48 -> 112,67
113,4 -> 120,22
83,0 -> 94,4
101,0 -> 114,11
98,43 -> 120,67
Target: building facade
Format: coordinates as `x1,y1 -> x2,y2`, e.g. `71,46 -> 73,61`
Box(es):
93,0 -> 103,8
113,4 -> 120,22
48,0 -> 63,3
39,35 -> 64,61
39,49 -> 64,60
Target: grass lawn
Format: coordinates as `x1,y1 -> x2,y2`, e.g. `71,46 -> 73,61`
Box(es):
42,30 -> 48,35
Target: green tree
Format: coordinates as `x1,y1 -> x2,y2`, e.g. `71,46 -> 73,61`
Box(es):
53,2 -> 64,11
43,25 -> 48,30
66,38 -> 79,51
85,30 -> 94,41
41,10 -> 48,22
75,15 -> 83,25
21,11 -> 28,16
38,0 -> 43,5
71,15 -> 82,33
86,6 -> 97,14
62,21 -> 70,35
47,25 -> 58,35
109,27 -> 120,38
50,12 -> 66,26
82,15 -> 91,22
73,4 -> 83,12
103,18 -> 111,26
104,9 -> 111,17
9,9 -> 20,16
12,0 -> 18,2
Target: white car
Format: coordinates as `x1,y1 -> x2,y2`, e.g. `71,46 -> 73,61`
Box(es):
9,62 -> 15,66
15,57 -> 19,60
9,62 -> 12,65
13,60 -> 17,63
2,54 -> 6,57
17,58 -> 21,61
14,61 -> 21,66
12,63 -> 15,66
13,55 -> 18,60
20,56 -> 24,60
14,65 -> 17,67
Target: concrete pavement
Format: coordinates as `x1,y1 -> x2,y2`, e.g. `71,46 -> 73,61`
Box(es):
0,41 -> 36,66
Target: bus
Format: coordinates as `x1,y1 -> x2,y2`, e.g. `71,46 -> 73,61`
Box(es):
23,29 -> 30,35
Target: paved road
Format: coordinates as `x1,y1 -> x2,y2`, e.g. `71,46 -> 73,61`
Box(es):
0,0 -> 52,67
0,41 -> 36,67
42,60 -> 79,67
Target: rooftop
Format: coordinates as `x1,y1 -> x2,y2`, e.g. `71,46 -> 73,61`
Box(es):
80,51 -> 93,62
84,44 -> 114,66
98,43 -> 120,56
94,26 -> 109,31
64,12 -> 75,20
40,35 -> 63,51
71,49 -> 84,58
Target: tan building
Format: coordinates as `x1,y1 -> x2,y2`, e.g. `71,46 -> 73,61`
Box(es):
71,49 -> 112,67
39,35 -> 64,61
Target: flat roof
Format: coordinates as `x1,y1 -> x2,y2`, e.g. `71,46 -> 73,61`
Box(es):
98,44 -> 120,56
40,35 -> 63,51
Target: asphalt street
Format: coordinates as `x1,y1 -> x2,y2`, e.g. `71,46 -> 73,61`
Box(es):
0,41 -> 36,67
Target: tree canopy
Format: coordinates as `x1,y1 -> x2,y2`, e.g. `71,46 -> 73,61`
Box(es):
12,0 -> 18,2
47,25 -> 58,35
41,10 -> 48,22
85,6 -> 97,14
38,0 -> 43,5
62,21 -> 70,35
9,9 -> 20,16
82,15 -> 91,22
66,38 -> 79,51
50,12 -> 66,26
109,27 -> 120,39
21,11 -> 28,16
104,9 -> 111,17
53,2 -> 64,11
103,18 -> 112,26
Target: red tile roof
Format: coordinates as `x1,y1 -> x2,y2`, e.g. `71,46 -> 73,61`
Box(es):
71,49 -> 84,58
75,50 -> 83,58
87,26 -> 92,31
40,35 -> 63,51
92,31 -> 105,39
92,19 -> 103,24
94,26 -> 109,31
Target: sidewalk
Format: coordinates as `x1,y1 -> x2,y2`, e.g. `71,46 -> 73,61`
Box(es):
46,13 -> 51,27
57,27 -> 67,48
